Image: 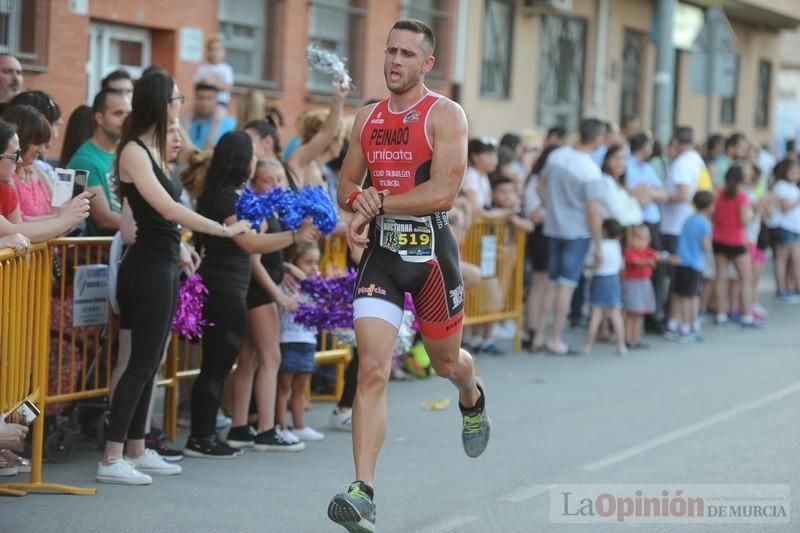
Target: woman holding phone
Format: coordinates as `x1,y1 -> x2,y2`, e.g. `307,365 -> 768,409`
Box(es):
0,118 -> 90,241
97,71 -> 250,486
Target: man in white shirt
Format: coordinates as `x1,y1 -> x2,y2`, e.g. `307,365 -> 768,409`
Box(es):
662,127 -> 706,254
661,126 -> 709,329
532,119 -> 605,355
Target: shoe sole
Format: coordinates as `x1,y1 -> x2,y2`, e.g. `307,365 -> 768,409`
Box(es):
96,475 -> 152,485
183,449 -> 242,459
161,455 -> 184,462
328,496 -> 375,533
134,467 -> 182,475
226,440 -> 255,449
252,443 -> 305,452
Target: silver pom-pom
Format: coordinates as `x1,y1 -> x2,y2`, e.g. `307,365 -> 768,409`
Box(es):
306,42 -> 354,90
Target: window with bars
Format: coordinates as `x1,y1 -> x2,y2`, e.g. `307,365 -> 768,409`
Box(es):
480,0 -> 514,99
308,0 -> 366,95
218,0 -> 283,88
720,55 -> 739,125
755,59 -> 771,128
0,0 -> 49,69
401,0 -> 450,81
620,29 -> 643,124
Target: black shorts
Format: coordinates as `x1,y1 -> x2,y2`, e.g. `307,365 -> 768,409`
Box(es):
712,241 -> 747,259
526,225 -> 548,272
354,213 -> 464,339
673,266 -> 702,297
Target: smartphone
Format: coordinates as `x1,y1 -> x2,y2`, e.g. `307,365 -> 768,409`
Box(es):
72,169 -> 89,198
4,399 -> 40,427
51,168 -> 75,208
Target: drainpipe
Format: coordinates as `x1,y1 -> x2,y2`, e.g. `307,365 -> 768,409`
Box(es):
593,0 -> 609,118
654,0 -> 676,146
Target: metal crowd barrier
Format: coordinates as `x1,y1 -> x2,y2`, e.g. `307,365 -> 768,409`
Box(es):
0,243 -> 93,496
460,219 -> 526,353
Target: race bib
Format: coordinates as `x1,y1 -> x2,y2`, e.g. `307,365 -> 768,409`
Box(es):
379,215 -> 435,262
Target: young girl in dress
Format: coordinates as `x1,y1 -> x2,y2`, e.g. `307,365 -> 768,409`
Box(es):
622,225 -> 659,348
276,241 -> 325,442
582,219 -> 626,355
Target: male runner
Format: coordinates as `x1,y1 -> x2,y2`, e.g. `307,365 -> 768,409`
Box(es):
327,19 -> 490,533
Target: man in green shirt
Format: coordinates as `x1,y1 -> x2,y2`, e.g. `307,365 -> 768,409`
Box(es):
67,89 -> 131,236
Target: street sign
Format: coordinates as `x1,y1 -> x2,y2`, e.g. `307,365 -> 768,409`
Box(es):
688,7 -> 738,97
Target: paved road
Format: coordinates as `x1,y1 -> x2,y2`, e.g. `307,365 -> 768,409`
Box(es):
4,296 -> 799,533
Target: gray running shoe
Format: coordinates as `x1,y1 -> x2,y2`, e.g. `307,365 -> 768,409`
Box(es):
328,482 -> 376,532
462,383 -> 491,458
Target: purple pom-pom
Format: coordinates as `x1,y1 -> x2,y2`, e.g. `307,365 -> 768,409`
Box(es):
172,273 -> 213,340
294,270 -> 357,330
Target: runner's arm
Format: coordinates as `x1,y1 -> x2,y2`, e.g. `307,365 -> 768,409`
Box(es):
337,106 -> 372,212
380,99 -> 468,216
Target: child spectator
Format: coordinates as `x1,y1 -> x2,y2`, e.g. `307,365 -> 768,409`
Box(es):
623,225 -> 659,348
193,35 -> 234,109
667,191 -> 715,342
582,218 -> 626,355
277,241 -> 324,443
771,159 -> 800,302
712,165 -> 759,327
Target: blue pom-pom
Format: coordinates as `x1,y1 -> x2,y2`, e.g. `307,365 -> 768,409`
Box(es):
298,186 -> 339,235
235,187 -> 268,230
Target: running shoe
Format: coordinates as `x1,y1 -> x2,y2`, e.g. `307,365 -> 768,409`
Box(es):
461,382 -> 491,458
328,481 -> 376,533
184,434 -> 242,459
145,432 -> 184,462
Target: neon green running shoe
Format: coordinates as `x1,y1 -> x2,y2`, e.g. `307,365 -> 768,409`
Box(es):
328,481 -> 376,532
461,383 -> 491,458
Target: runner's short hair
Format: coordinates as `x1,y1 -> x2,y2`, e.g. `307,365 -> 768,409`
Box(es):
392,19 -> 435,54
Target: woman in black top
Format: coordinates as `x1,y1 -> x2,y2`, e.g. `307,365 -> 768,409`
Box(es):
186,132 -> 318,458
98,71 -> 249,486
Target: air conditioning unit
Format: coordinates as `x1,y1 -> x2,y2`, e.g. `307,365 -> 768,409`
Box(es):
520,0 -> 573,16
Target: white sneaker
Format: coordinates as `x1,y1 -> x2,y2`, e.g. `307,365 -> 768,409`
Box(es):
125,449 -> 182,476
291,426 -> 325,441
96,457 -> 152,485
276,425 -> 301,444
329,408 -> 352,431
216,410 -> 232,429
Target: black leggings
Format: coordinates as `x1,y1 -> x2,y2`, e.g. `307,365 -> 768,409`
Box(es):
107,251 -> 179,443
190,279 -> 248,438
337,348 -> 359,409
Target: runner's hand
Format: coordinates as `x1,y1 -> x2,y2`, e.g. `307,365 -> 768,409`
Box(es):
352,187 -> 386,220
347,212 -> 370,249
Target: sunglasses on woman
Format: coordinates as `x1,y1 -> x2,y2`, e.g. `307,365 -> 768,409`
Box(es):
0,149 -> 21,162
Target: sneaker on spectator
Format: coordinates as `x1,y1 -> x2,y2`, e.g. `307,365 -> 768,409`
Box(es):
0,450 -> 30,473
776,290 -> 800,304
184,434 -> 242,459
145,433 -> 184,462
0,456 -> 18,477
96,457 -> 152,485
276,425 -> 301,444
480,342 -> 504,356
253,427 -> 305,452
290,426 -> 325,441
125,449 -> 182,475
678,332 -> 697,344
226,425 -> 257,449
216,410 -> 232,429
329,408 -> 352,432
